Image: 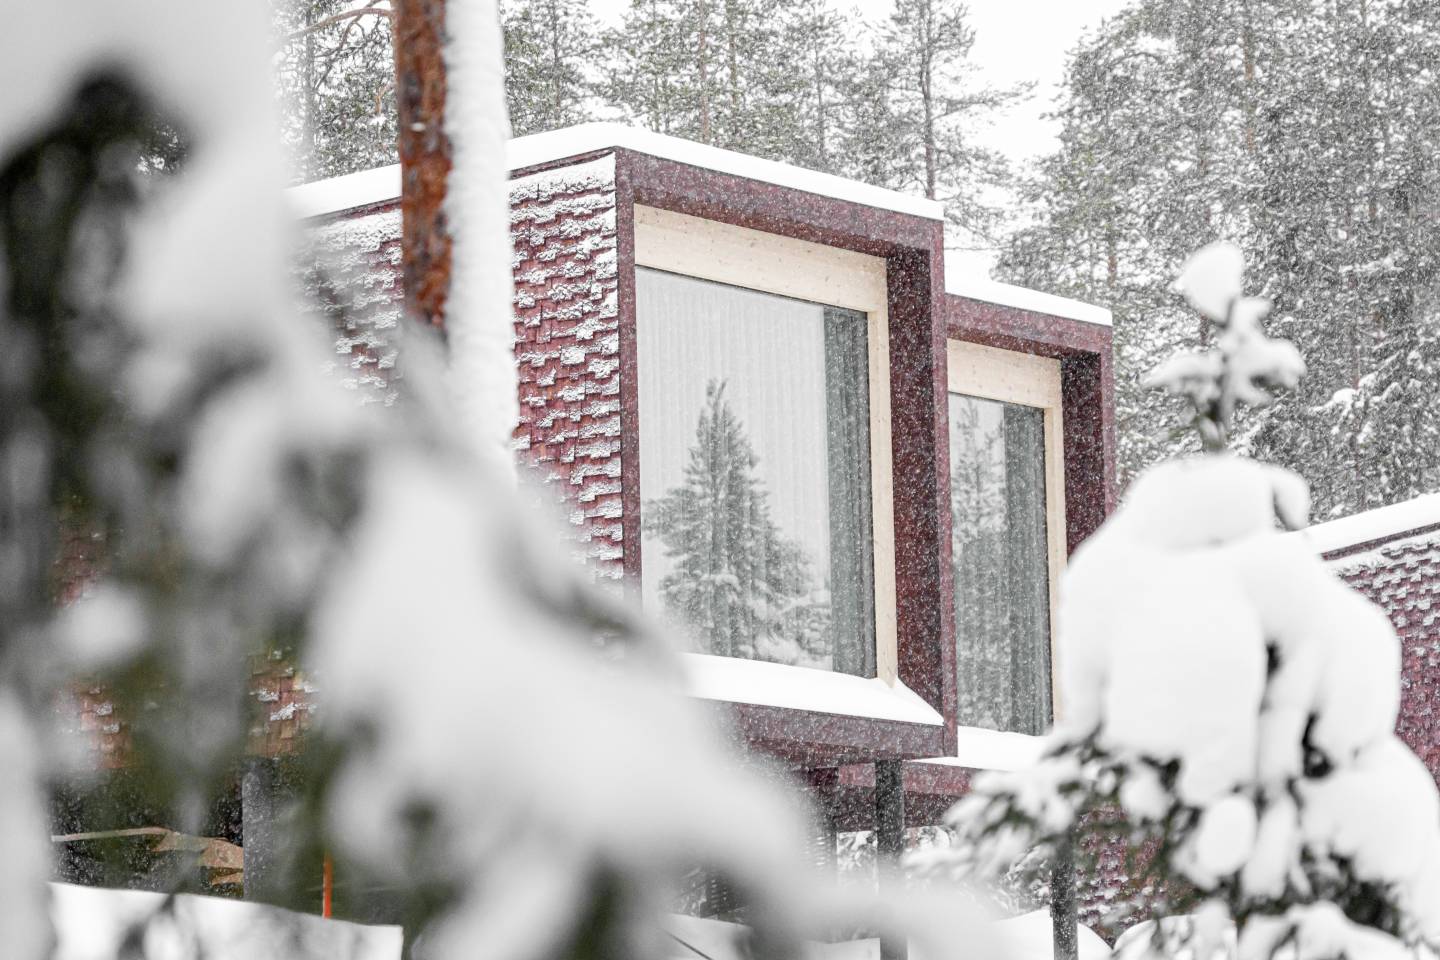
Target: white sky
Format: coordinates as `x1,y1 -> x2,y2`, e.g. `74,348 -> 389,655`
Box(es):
588,0 -> 1130,275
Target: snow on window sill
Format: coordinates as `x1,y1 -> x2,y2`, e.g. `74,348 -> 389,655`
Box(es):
680,653 -> 943,726
917,726 -> 1046,772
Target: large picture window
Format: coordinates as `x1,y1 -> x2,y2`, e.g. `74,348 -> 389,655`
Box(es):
947,341 -> 1066,735
634,206 -> 897,681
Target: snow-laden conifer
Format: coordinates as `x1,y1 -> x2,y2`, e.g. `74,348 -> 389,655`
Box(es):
920,242 -> 1440,959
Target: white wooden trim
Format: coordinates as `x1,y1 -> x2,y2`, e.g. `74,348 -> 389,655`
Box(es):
635,205 -> 900,688
945,339 -> 1068,724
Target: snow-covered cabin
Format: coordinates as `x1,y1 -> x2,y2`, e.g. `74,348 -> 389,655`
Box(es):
59,123 -> 1119,917
290,121 -> 1117,813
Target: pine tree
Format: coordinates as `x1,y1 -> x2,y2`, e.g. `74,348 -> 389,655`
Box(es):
644,380 -> 829,667
872,0 -> 1025,248
996,0 -> 1440,516
924,244 -> 1440,958
832,41 -> 916,192
273,0 -> 398,183
783,0 -> 851,175
604,0 -> 817,166
501,0 -> 599,136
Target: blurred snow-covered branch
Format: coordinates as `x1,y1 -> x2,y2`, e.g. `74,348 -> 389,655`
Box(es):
0,3 -> 952,958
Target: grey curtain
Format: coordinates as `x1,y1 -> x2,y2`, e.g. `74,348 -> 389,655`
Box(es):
1003,404 -> 1052,734
824,307 -> 876,677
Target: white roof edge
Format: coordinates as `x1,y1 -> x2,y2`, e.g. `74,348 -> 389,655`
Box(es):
1301,493 -> 1440,557
286,163 -> 401,221
916,726 -> 1047,772
946,274 -> 1113,327
285,121 -> 946,222
680,653 -> 944,726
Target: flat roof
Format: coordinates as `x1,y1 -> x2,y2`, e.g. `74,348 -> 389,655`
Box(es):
1302,493 -> 1440,558
943,253 -> 1112,326
286,121 -> 944,222
285,123 -> 1111,327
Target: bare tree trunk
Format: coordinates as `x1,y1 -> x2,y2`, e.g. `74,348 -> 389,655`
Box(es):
725,0 -> 742,141
1241,0 -> 1256,155
813,26 -> 827,171
394,0 -> 452,332
550,0 -> 563,126
919,1 -> 937,200
698,0 -> 712,143
303,7 -> 317,179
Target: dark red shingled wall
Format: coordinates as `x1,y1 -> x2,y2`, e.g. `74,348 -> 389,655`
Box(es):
509,159 -> 624,582
1331,532 -> 1440,778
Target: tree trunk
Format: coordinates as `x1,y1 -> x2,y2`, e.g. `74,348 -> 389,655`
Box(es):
393,0 -> 452,332
549,0 -> 563,127
698,0 -> 712,143
919,2 -> 937,200
725,0 -> 742,141
302,13 -> 317,179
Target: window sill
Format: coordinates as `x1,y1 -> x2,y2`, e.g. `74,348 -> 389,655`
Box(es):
917,726 -> 1046,772
680,654 -> 943,726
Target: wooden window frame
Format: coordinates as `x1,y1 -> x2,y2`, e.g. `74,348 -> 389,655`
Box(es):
633,204 -> 902,693
945,338 -> 1068,729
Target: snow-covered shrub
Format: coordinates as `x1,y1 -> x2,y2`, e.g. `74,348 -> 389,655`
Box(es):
918,243 -> 1440,959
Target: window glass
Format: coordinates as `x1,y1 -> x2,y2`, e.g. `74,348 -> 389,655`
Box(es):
949,392 -> 1052,734
637,266 -> 875,676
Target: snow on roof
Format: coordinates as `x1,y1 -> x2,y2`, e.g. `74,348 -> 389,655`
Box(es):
286,122 -> 945,222
943,259 -> 1113,327
510,123 -> 944,219
288,163 -> 401,221
681,653 -> 943,726
1301,493 -> 1440,558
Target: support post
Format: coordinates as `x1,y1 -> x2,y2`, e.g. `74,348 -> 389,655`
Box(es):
875,759 -> 906,960
1051,830 -> 1079,960
241,758 -> 318,913
807,767 -> 840,878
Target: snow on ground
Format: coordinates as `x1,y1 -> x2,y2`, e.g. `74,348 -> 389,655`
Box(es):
0,699 -> 49,960
50,883 -> 401,960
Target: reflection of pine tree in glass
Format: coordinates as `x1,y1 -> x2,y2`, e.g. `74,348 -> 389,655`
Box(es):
951,398 -> 1008,728
645,380 -> 832,667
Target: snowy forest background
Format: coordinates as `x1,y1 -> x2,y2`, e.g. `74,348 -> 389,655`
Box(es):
276,0 -> 1440,523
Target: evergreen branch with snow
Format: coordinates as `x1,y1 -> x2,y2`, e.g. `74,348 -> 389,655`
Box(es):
922,245 -> 1440,960
1146,242 -> 1305,454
